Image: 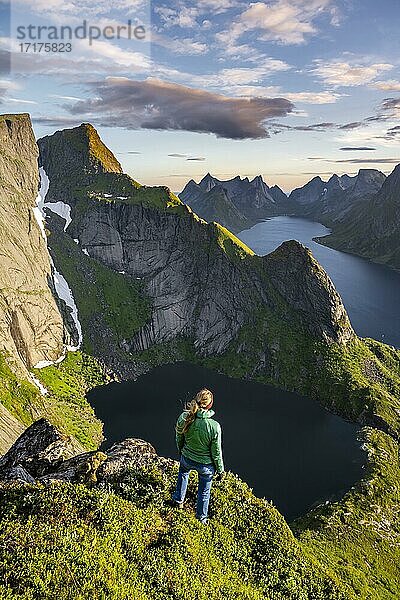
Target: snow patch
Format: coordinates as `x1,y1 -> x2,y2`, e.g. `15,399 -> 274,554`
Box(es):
82,248 -> 89,257
73,239 -> 79,244
30,374 -> 48,396
36,168 -> 83,352
117,196 -> 128,200
33,167 -> 51,240
53,268 -> 83,349
45,201 -> 72,232
34,354 -> 66,369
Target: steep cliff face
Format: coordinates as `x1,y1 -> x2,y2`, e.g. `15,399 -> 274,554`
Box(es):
0,114 -> 65,375
38,124 -> 353,379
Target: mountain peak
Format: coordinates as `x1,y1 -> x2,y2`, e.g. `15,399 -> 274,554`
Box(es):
199,172 -> 219,191
38,122 -> 122,183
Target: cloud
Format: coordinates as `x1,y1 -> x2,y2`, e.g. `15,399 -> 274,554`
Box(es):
31,115 -> 85,127
338,121 -> 363,130
219,0 -> 338,49
371,80 -> 400,92
66,77 -> 294,139
380,97 -> 400,118
116,150 -> 142,154
187,156 -> 205,161
168,153 -> 189,157
0,79 -> 20,93
7,98 -> 38,104
339,146 -> 376,151
273,121 -> 336,132
284,91 -> 342,104
311,59 -> 393,87
8,38 -> 151,77
49,94 -> 83,101
0,78 -> 22,102
12,0 -> 146,19
155,6 -> 200,28
151,32 -> 208,55
385,126 -> 400,139
309,156 -> 399,164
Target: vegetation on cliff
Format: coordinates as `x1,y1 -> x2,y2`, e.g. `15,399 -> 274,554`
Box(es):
0,351 -> 107,450
0,421 -> 398,599
0,464 -> 349,599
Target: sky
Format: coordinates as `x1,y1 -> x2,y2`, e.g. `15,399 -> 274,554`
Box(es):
0,0 -> 399,192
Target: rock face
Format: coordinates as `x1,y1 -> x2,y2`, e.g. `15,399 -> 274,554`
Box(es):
0,114 -> 65,375
0,418 -> 75,481
38,123 -> 354,378
180,172 -> 292,232
317,164 -> 400,269
264,241 -> 352,342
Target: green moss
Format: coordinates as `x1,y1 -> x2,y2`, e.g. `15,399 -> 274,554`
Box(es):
0,468 -> 348,599
213,222 -> 254,260
32,351 -> 110,449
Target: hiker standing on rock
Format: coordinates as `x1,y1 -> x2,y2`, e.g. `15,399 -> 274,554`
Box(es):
172,388 -> 225,524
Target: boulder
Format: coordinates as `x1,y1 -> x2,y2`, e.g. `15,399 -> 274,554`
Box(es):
0,418 -> 75,479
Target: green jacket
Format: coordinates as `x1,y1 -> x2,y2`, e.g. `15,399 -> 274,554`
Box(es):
175,409 -> 224,474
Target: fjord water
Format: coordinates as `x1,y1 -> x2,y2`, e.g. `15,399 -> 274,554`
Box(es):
238,216 -> 400,348
88,362 -> 364,520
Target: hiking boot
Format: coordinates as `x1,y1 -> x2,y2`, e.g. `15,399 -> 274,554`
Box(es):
168,498 -> 184,509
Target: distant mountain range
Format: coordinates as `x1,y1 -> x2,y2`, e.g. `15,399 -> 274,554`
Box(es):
317,164 -> 400,269
180,166 -> 400,270
289,169 -> 386,225
180,173 -> 294,232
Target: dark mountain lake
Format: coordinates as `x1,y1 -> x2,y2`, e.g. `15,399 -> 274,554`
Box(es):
238,216 -> 400,348
88,362 -> 365,521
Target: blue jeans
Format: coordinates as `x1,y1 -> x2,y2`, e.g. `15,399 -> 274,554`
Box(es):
172,454 -> 215,522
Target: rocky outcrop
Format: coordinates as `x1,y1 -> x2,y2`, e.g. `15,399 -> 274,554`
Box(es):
97,438 -> 174,482
180,172 -> 292,232
264,241 -> 353,343
37,123 -> 354,379
0,419 -> 170,486
0,114 -> 65,375
0,418 -> 75,480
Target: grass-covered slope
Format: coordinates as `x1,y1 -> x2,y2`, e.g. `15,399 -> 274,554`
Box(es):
297,427 -> 400,599
0,425 -> 398,599
0,463 -> 349,599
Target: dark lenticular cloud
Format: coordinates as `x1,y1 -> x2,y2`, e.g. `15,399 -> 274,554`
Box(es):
67,78 -> 294,140
339,147 -> 376,151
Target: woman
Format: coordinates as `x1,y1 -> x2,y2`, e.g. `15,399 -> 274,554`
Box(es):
172,388 -> 225,524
